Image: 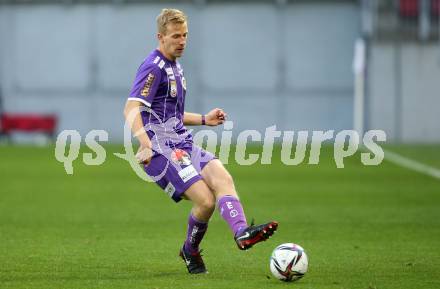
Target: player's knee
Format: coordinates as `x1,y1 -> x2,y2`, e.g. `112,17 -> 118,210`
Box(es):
199,195 -> 215,215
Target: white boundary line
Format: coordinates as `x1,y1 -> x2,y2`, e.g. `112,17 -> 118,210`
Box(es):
383,149 -> 440,180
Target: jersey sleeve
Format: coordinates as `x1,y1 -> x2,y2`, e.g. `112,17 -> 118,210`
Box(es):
127,63 -> 161,107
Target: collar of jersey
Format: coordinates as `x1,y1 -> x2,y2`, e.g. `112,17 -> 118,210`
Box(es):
155,49 -> 177,65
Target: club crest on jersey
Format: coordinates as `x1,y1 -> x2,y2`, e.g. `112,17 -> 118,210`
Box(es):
170,80 -> 177,97
140,73 -> 155,97
171,149 -> 192,166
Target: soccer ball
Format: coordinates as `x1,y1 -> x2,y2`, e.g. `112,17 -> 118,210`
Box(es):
269,243 -> 308,282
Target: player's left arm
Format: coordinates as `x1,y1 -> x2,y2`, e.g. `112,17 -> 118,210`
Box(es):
183,108 -> 227,126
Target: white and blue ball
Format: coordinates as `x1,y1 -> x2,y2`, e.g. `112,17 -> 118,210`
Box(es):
269,243 -> 308,282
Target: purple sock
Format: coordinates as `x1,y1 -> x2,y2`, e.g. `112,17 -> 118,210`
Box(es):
217,195 -> 248,236
184,213 -> 208,254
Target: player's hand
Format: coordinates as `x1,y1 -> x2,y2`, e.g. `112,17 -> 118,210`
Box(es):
205,108 -> 227,126
136,144 -> 153,165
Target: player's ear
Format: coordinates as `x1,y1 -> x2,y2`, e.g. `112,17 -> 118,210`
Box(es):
157,33 -> 163,42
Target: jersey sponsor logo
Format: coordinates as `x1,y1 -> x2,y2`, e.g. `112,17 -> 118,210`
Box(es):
164,182 -> 175,197
140,73 -> 155,97
153,56 -> 160,64
171,149 -> 192,166
170,80 -> 178,97
178,165 -> 198,183
158,60 -> 165,69
165,67 -> 176,80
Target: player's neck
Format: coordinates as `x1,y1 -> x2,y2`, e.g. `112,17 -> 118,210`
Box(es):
157,47 -> 176,62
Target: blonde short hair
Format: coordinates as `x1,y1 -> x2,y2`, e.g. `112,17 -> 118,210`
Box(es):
156,8 -> 187,35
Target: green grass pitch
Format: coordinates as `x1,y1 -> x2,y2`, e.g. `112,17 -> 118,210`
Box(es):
1,144 -> 439,289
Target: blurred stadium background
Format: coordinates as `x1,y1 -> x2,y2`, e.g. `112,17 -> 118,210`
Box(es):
0,0 -> 438,142
0,1 -> 439,289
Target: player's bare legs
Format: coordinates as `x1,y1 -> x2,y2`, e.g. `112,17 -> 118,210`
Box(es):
184,180 -> 216,222
178,180 -> 215,274
201,159 -> 278,250
200,159 -> 238,199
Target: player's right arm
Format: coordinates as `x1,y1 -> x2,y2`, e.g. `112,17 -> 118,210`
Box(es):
124,100 -> 153,165
124,63 -> 162,165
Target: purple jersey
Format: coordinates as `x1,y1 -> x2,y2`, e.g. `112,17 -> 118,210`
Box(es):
127,49 -> 216,202
128,49 -> 191,152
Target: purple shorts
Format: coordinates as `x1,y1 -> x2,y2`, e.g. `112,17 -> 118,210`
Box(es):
143,143 -> 216,202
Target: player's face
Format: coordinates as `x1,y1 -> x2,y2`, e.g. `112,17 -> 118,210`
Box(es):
159,22 -> 188,60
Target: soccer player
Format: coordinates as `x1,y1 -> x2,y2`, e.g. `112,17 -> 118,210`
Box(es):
123,8 -> 278,274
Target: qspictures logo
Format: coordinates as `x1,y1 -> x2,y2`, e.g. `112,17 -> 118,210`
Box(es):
54,106 -> 386,182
